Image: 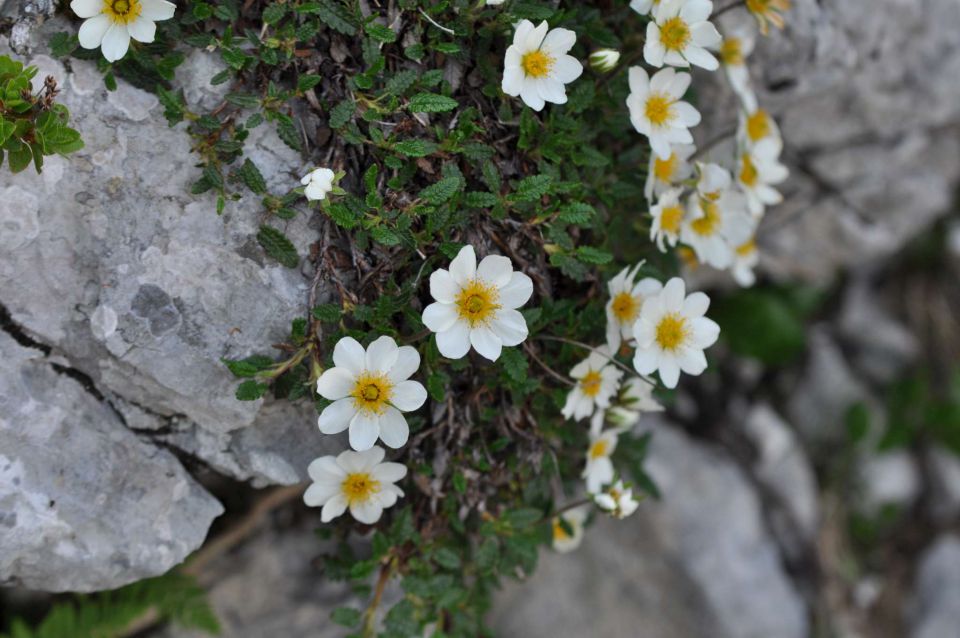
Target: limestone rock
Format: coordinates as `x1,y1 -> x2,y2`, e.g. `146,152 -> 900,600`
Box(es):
908,535 -> 960,638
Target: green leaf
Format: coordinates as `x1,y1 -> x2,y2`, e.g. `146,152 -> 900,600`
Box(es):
330,607 -> 362,627
0,118 -> 14,145
499,348 -> 528,383
297,74 -> 322,92
576,246 -> 613,264
299,0 -> 358,35
257,225 -> 300,268
364,22 -> 397,43
370,225 -> 402,246
432,548 -> 461,570
407,93 -> 458,113
511,174 -> 552,202
464,191 -> 498,208
236,380 -> 269,400
712,287 -> 808,365
222,355 -> 275,378
426,371 -> 447,402
328,99 -> 355,129
262,3 -> 286,24
419,177 -> 461,204
312,303 -> 342,323
236,158 -> 267,194
393,139 -> 437,157
385,69 -> 418,95
557,202 -> 595,225
7,141 -> 32,173
276,118 -> 303,151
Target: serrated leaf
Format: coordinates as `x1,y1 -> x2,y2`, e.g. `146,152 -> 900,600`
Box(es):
257,225 -> 299,268
464,191 -> 498,208
576,246 -> 613,264
557,202 -> 595,225
419,177 -> 461,204
236,379 -> 269,400
328,99 -> 355,129
385,69 -> 418,95
297,74 -> 322,92
407,92 -> 458,113
299,0 -> 358,35
393,139 -> 437,157
237,158 -> 267,194
222,355 -> 275,378
499,348 -> 528,383
365,22 -> 397,43
511,174 -> 552,202
370,225 -> 402,246
331,607 -> 362,627
276,118 -> 302,151
262,3 -> 286,24
312,303 -> 342,322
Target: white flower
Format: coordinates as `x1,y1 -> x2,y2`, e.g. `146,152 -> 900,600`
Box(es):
629,0 -> 661,15
422,245 -> 533,362
695,161 -> 732,201
649,187 -> 686,252
589,48 -> 621,73
605,264 -> 663,352
552,505 -> 590,553
738,107 -> 783,151
681,189 -> 753,269
737,138 -> 789,217
583,428 -> 619,493
608,377 -> 663,427
718,22 -> 758,111
485,0 -> 506,5
316,336 -> 427,451
595,480 -> 640,519
562,346 -> 624,421
301,167 -> 336,201
303,446 -> 406,524
502,20 -> 584,112
644,142 -> 695,201
731,237 -> 759,287
746,0 -> 790,35
632,277 -> 720,388
71,0 -> 175,62
645,0 -> 722,70
626,66 -> 701,160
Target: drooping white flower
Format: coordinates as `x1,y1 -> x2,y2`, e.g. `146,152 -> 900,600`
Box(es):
589,48 -> 621,73
485,0 -> 506,5
422,245 -> 533,362
681,189 -> 753,269
629,0 -> 661,15
737,138 -> 789,217
644,0 -> 722,71
626,66 -> 701,160
608,376 -> 664,427
738,107 -> 783,151
562,346 -> 624,421
649,187 -> 686,252
718,22 -> 758,111
303,446 -> 406,524
316,336 -> 427,451
552,505 -> 590,553
746,0 -> 791,35
71,0 -> 175,62
301,167 -> 336,201
583,428 -> 619,493
502,20 -> 584,112
595,480 -> 640,519
605,264 -> 663,352
645,142 -> 695,201
632,277 -> 720,388
695,161 -> 732,201
731,236 -> 759,287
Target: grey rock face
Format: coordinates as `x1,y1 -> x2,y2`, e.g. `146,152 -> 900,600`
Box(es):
0,331 -> 223,592
495,419 -> 808,638
909,535 -> 960,638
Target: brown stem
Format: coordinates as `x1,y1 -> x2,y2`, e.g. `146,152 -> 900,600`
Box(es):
523,342 -> 576,387
363,561 -> 394,637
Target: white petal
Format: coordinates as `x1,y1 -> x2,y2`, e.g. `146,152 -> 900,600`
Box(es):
520,80 -> 545,111
541,27 -> 576,56
502,66 -> 524,97
316,367 -> 355,400
303,482 -> 338,507
71,0 -> 102,18
350,499 -> 383,525
644,34 -> 666,67
476,255 -> 514,288
663,50 -> 689,68
320,494 -> 348,521
429,269 -> 459,304
633,347 -> 660,375
689,316 -> 720,348
422,302 -> 459,333
553,55 -> 584,83
537,77 -> 567,104
491,308 -> 528,347
365,335 -> 399,374
377,407 -> 410,448
353,446 -> 386,469
659,355 -> 681,388
349,412 -> 380,451
683,45 -> 719,70
661,278 -> 686,311
650,133 -> 673,160
391,380 -> 427,412
678,347 -> 708,375
372,461 -> 408,483
77,14 -> 110,49
664,70 -> 692,98
318,398 -> 357,434
470,326 -> 503,361
525,20 -> 549,51
512,20 -> 535,48
499,272 -> 533,309
682,291 -> 710,317
333,337 -> 366,374
100,24 -> 131,62
680,0 -> 713,23
628,65 -> 650,94
139,0 -> 176,20
436,322 -> 471,359
449,245 -> 477,285
388,346 -> 420,383
674,102 -> 702,127
127,16 -> 156,43
690,21 -> 721,48
307,455 -> 345,482
649,66 -> 675,93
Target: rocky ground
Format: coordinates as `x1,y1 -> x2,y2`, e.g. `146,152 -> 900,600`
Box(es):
2,0 -> 960,636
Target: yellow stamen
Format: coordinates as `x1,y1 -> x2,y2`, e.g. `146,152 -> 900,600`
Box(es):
102,0 -> 141,24
739,154 -> 758,187
690,200 -> 721,237
589,439 -> 609,459
746,0 -> 790,33
455,279 -> 501,327
736,239 -> 757,257
645,93 -> 674,126
351,372 -> 393,415
580,370 -> 604,398
746,109 -> 771,142
653,153 -> 678,183
341,472 -> 380,506
660,205 -> 684,234
655,313 -> 689,351
553,518 -> 572,541
659,17 -> 691,52
521,50 -> 554,78
611,292 -> 640,325
720,38 -> 743,66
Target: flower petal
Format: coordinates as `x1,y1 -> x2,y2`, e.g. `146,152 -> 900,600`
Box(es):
677,347 -> 708,375
449,245 -> 477,285
499,272 -> 534,309
422,302 -> 460,333
428,269 -> 459,304
140,0 -> 176,20
470,326 -> 503,361
377,407 -> 410,448
388,346 -> 420,383
365,335 -> 399,374
348,412 -> 380,451
318,397 -> 357,434
502,66 -> 524,96
391,380 -> 427,412
683,45 -> 719,71
303,482 -> 338,507
127,16 -> 156,43
633,346 -> 660,375
372,461 -> 408,484
77,14 -> 111,49
71,0 -> 102,18
320,494 -> 348,521
661,277 -> 686,310
541,27 -> 576,56
553,55 -> 584,83
682,291 -> 710,317
436,322 -> 472,359
316,367 -> 355,400
659,355 -> 681,388
350,499 -> 383,524
476,254 -> 514,288
333,337 -> 366,375
491,308 -> 528,346
307,455 -> 345,482
520,80 -> 545,111
100,24 -> 131,62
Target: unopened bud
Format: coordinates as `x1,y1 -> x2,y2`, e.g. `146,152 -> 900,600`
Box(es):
589,49 -> 621,73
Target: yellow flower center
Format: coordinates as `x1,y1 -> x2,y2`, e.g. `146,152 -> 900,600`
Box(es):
660,205 -> 684,234
690,200 -> 721,237
103,0 -> 141,24
645,93 -> 674,126
611,291 -> 640,325
521,50 -> 554,79
655,313 -> 689,351
589,439 -> 609,459
351,372 -> 393,415
580,370 -> 604,398
720,38 -> 744,66
653,152 -> 678,182
678,246 -> 699,269
455,279 -> 501,327
739,154 -> 758,187
341,472 -> 380,506
659,17 -> 691,52
746,109 -> 771,143
736,239 -> 757,257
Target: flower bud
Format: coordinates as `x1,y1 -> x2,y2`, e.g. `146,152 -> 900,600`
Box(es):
589,49 -> 621,73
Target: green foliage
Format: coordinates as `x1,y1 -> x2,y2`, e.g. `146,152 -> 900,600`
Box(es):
0,55 -> 83,174
0,571 -> 218,638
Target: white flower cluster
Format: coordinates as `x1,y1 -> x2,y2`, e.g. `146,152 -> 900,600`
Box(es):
71,0 -> 175,62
